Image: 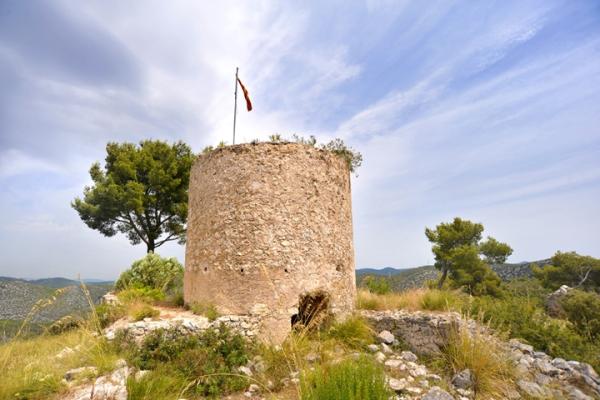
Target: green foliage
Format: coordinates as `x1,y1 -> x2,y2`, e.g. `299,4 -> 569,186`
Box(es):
269,134 -> 282,142
447,245 -> 504,296
425,218 -> 507,296
324,316 -> 374,349
189,302 -> 220,321
440,327 -> 516,398
464,291 -> 600,371
115,252 -> 183,293
201,145 -> 214,154
131,304 -> 159,322
300,355 -> 391,400
117,286 -> 166,303
95,303 -> 126,329
319,138 -> 363,174
533,251 -> 600,289
479,236 -> 513,264
47,315 -> 83,335
420,289 -> 459,311
127,370 -> 188,400
560,289 -> 600,340
217,141 -> 227,148
72,140 -> 194,253
292,134 -> 317,146
126,326 -> 250,397
362,276 -> 391,295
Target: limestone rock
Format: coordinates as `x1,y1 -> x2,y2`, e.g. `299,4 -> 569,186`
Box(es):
451,369 -> 474,390
545,285 -> 571,317
64,366 -> 98,381
377,330 -> 395,344
421,386 -> 455,400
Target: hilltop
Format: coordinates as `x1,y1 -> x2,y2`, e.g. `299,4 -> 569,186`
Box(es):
356,259 -> 550,291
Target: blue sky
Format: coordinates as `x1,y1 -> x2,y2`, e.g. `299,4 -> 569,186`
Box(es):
0,0 -> 599,279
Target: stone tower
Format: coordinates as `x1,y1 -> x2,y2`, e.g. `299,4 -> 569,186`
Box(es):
184,142 -> 356,343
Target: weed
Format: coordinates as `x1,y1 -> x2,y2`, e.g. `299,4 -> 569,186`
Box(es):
189,301 -> 220,321
130,303 -> 160,321
299,355 -> 391,400
324,315 -> 374,350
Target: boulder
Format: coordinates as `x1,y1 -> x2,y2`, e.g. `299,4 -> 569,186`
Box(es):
545,285 -> 571,317
421,386 -> 455,400
451,369 -> 474,389
377,330 -> 395,344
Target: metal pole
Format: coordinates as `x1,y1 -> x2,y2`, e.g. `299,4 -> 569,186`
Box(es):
233,67 -> 239,145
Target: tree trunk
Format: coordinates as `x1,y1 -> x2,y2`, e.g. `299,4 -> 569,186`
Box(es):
438,266 -> 448,289
146,239 -> 155,253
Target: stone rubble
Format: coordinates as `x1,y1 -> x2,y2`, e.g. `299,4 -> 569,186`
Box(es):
63,359 -> 129,400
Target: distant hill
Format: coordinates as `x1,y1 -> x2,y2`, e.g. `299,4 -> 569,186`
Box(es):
0,277 -> 113,340
356,259 -> 550,291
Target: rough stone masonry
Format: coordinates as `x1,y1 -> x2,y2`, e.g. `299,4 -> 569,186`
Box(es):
184,142 -> 356,343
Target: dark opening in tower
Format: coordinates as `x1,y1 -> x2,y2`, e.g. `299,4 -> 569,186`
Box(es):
291,290 -> 330,331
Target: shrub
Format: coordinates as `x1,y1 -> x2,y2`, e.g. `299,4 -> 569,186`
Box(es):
117,286 -> 165,304
440,327 -> 515,398
325,315 -> 374,349
362,276 -> 391,295
128,326 -> 250,397
130,304 -> 160,322
560,289 -> 600,340
95,303 -> 127,329
420,289 -> 457,311
115,253 -> 183,293
47,315 -> 84,335
300,355 -> 391,400
189,302 -> 220,322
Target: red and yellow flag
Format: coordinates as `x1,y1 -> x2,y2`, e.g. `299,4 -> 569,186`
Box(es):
237,77 -> 252,111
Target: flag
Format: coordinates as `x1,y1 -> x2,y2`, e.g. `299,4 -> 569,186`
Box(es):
237,77 -> 252,111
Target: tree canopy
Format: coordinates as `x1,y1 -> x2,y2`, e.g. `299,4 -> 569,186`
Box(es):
425,217 -> 512,296
533,251 -> 600,290
72,140 -> 195,252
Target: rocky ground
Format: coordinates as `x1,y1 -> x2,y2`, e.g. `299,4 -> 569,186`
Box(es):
56,302 -> 599,399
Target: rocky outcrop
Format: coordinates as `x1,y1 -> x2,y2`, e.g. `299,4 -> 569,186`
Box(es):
63,359 -> 129,400
365,311 -> 600,399
103,309 -> 261,343
545,284 -> 571,317
361,310 -> 478,355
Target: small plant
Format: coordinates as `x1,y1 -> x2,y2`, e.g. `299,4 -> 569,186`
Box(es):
324,315 -> 374,349
47,315 -> 84,335
217,141 -> 227,148
130,303 -> 160,322
95,303 -> 127,328
362,276 -> 391,295
420,289 -> 457,311
202,145 -> 214,154
117,286 -> 165,304
439,326 -> 516,398
300,355 -> 391,400
292,134 -> 317,146
319,138 -> 363,174
189,301 -> 220,321
269,134 -> 282,142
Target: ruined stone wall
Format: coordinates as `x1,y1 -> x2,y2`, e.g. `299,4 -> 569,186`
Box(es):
184,142 -> 356,343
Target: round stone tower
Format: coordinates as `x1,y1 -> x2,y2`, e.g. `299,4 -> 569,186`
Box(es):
184,142 -> 356,343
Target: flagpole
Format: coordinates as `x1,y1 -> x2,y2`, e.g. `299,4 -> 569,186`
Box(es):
233,67 -> 239,145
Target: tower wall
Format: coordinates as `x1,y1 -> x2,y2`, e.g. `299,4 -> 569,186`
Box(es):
184,142 -> 355,343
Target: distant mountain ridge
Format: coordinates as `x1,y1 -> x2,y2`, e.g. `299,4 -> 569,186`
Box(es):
0,276 -> 113,336
356,259 -> 550,291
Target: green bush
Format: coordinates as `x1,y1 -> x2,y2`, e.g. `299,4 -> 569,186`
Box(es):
47,315 -> 84,335
300,355 -> 391,400
115,253 -> 183,293
117,286 -> 165,304
95,303 -> 127,328
131,304 -> 160,322
561,289 -> 600,340
362,276 -> 391,295
325,316 -> 374,349
189,302 -> 220,322
464,293 -> 600,370
128,326 -> 250,397
420,289 -> 458,311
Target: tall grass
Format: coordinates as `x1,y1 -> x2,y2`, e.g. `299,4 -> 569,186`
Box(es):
299,355 -> 391,400
438,326 -> 516,399
356,288 -> 460,312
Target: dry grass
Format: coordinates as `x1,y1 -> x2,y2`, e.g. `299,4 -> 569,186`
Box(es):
0,328 -> 120,399
356,288 -> 460,312
440,326 -> 516,399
